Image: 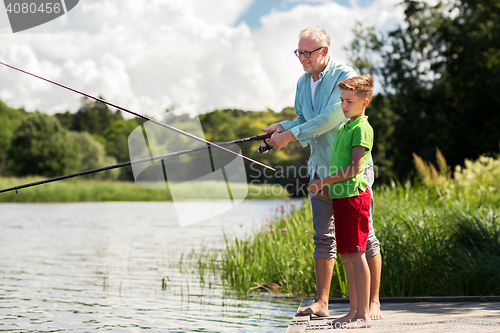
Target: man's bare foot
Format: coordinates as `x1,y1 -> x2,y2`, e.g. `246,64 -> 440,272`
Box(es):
296,300 -> 329,317
340,316 -> 372,329
369,300 -> 382,320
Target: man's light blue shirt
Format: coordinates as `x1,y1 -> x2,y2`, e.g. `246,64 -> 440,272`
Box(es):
279,58 -> 373,179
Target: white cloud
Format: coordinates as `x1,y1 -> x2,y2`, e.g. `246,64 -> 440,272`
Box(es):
0,0 -> 404,117
252,0 -> 404,110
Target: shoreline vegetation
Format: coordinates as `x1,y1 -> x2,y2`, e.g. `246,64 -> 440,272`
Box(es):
0,177 -> 289,202
191,152 -> 500,298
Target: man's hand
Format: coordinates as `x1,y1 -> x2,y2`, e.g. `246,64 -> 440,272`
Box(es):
267,130 -> 294,150
262,123 -> 284,134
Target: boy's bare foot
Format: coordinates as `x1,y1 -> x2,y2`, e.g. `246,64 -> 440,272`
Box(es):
340,316 -> 372,329
329,311 -> 356,327
297,300 -> 329,317
369,301 -> 382,320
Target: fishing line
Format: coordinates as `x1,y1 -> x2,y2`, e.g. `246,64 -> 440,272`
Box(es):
0,61 -> 306,193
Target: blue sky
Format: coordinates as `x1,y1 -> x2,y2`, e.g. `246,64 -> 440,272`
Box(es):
237,0 -> 375,29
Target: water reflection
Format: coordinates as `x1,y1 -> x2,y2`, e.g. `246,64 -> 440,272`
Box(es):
0,200 -> 301,332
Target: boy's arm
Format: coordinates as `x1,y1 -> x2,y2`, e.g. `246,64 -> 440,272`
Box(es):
308,146 -> 366,194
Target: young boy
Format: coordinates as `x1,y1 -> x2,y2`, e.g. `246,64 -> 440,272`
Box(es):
308,74 -> 374,328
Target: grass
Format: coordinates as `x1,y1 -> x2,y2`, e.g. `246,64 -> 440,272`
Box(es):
189,200 -> 348,297
375,184 -> 500,297
190,152 -> 500,298
0,177 -> 289,202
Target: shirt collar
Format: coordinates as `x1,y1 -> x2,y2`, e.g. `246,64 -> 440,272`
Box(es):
345,116 -> 368,128
318,57 -> 332,80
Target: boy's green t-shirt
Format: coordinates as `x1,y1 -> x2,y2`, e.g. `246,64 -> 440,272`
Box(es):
329,116 -> 373,199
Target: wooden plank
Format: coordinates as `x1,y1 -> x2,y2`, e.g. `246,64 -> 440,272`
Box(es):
287,298 -> 500,332
286,298 -> 312,333
327,295 -> 500,303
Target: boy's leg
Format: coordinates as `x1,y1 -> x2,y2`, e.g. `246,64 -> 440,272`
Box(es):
344,252 -> 371,328
333,188 -> 372,328
331,253 -> 357,326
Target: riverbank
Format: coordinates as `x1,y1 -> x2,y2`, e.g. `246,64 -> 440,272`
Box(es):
0,177 -> 289,202
194,153 -> 500,297
197,183 -> 500,298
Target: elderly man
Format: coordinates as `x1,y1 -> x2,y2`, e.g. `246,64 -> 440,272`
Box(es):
263,27 -> 382,320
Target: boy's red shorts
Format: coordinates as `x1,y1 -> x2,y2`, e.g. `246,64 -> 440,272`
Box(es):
332,188 -> 371,254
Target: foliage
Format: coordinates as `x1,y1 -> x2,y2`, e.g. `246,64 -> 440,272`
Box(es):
102,119 -> 140,163
57,97 -> 124,138
2,96 -> 309,185
213,200 -> 347,297
70,131 -> 120,180
412,147 -> 450,188
413,146 -> 500,206
0,100 -> 26,175
7,112 -> 80,177
346,0 -> 500,181
375,185 -> 500,297
200,108 -> 309,195
191,151 -> 500,297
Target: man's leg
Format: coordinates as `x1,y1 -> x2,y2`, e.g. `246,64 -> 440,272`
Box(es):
364,166 -> 383,320
367,253 -> 382,319
298,258 -> 333,317
297,192 -> 336,317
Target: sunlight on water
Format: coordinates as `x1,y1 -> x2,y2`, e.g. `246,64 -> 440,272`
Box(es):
0,200 -> 301,332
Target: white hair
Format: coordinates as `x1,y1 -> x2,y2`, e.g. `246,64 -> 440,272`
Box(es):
299,27 -> 330,47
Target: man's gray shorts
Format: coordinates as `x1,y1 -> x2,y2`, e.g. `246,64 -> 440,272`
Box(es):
311,166 -> 380,259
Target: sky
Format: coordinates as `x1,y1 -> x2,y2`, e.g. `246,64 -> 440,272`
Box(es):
0,0 -> 404,118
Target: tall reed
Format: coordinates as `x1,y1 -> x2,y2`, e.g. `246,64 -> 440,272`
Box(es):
193,200 -> 348,297
188,152 -> 500,297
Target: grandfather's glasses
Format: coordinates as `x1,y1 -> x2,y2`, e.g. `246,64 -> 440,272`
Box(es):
294,46 -> 324,58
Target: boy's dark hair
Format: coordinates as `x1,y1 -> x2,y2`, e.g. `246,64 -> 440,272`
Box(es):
337,74 -> 374,101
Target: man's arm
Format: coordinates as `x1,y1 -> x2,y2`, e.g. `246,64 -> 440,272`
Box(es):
308,146 -> 366,194
264,92 -> 345,150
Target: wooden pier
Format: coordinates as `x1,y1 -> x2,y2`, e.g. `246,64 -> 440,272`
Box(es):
286,297 -> 500,332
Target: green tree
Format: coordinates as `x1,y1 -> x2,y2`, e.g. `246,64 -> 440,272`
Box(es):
346,0 -> 500,180
103,118 -> 140,163
0,100 -> 27,175
199,108 -> 309,194
7,112 -> 80,177
56,96 -> 124,139
70,131 -> 119,180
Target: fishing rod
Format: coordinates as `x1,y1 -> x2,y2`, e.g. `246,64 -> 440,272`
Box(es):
0,133 -> 274,194
0,61 -> 301,192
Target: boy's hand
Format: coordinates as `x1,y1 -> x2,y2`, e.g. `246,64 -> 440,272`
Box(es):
308,180 -> 330,198
319,186 -> 330,198
308,179 -> 323,194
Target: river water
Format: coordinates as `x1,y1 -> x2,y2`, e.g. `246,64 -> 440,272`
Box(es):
0,200 -> 302,332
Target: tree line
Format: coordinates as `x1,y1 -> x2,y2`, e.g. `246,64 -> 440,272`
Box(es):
348,0 -> 500,182
0,98 -> 310,191
1,0 -> 499,190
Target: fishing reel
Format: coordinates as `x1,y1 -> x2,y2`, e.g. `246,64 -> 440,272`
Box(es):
256,131 -> 280,153
257,142 -> 273,154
